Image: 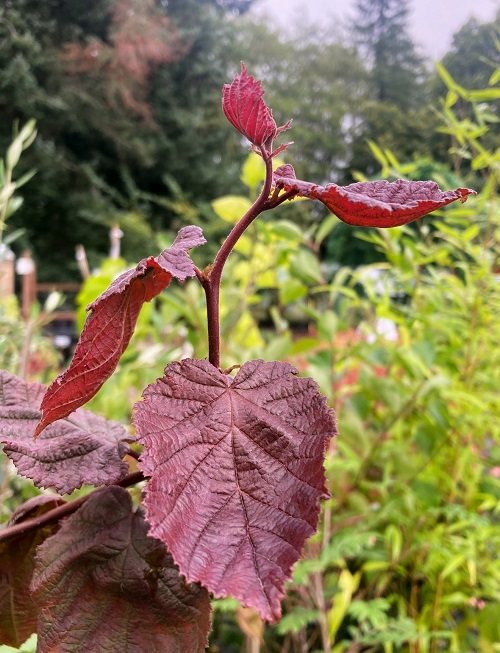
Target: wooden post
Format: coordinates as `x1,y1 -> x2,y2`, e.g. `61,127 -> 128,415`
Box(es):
109,224 -> 124,259
16,250 -> 37,320
0,246 -> 15,299
75,244 -> 90,280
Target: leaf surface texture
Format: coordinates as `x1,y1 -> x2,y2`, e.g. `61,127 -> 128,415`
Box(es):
274,164 -> 476,227
32,486 -> 211,653
0,371 -> 132,493
135,358 -> 337,621
35,226 -> 205,436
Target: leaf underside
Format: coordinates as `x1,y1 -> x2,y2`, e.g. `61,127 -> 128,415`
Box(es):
0,371 -> 132,493
34,225 -> 206,437
134,358 -> 337,622
274,164 -> 476,227
32,486 -> 211,653
0,495 -> 64,647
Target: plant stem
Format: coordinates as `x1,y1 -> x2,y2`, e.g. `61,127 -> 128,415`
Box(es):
201,150 -> 274,369
0,162 -> 12,247
0,470 -> 144,545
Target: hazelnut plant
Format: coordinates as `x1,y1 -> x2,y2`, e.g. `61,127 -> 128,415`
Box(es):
0,65 -> 475,652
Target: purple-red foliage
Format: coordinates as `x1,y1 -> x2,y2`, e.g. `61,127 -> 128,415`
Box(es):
0,495 -> 64,647
134,359 -> 337,621
34,226 -> 205,437
273,164 -> 476,228
222,63 -> 291,155
31,486 -> 211,653
0,371 -> 132,493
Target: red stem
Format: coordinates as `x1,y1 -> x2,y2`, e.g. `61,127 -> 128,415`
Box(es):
0,471 -> 144,545
201,150 -> 274,369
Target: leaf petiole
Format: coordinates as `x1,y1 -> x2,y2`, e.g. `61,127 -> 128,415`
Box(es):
0,471 -> 144,546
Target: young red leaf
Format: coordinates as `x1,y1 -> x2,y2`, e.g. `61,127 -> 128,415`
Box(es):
134,358 -> 337,622
222,63 -> 290,151
0,371 -> 132,493
32,486 -> 211,653
34,226 -> 205,437
0,495 -> 64,647
273,164 -> 476,227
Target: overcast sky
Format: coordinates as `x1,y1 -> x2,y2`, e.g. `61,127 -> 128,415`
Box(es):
250,0 -> 499,59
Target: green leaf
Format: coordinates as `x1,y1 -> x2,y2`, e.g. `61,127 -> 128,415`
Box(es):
367,140 -> 389,167
279,278 -> 308,304
211,195 -> 253,224
385,525 -> 403,561
266,220 -> 305,242
4,197 -> 23,220
314,214 -> 338,245
489,68 -> 500,86
240,153 -> 285,191
478,603 -> 500,642
13,169 -> 36,190
6,140 -> 23,171
435,63 -> 466,97
440,555 -> 465,580
445,89 -> 459,108
241,153 -> 265,191
275,608 -> 322,635
328,570 -> 361,639
356,617 -> 419,645
348,599 -> 390,629
291,248 -> 323,284
468,88 -> 500,102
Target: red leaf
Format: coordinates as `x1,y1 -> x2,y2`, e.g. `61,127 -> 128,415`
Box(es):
0,495 -> 64,647
32,486 -> 211,653
0,371 -> 132,493
274,164 -> 476,227
134,359 -> 337,622
222,63 -> 289,149
34,226 -> 205,437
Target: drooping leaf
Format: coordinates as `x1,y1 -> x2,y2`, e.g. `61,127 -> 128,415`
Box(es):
0,371 -> 132,493
31,486 -> 211,653
0,495 -> 64,647
134,358 -> 337,622
273,164 -> 476,228
222,64 -> 290,151
34,226 -> 206,437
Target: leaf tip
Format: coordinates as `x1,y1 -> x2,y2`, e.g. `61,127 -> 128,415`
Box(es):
32,421 -> 44,440
457,187 -> 477,203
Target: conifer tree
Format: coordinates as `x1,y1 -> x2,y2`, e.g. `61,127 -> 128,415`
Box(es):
352,0 -> 424,109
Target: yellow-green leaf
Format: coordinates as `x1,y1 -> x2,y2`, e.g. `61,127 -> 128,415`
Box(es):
212,195 -> 253,224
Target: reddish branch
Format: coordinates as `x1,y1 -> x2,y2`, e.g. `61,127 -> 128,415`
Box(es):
0,471 -> 144,545
200,149 -> 274,369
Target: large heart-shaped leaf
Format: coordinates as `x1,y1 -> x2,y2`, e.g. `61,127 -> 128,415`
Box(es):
32,486 -> 211,653
34,226 -> 206,437
273,164 -> 476,227
134,358 -> 337,622
0,371 -> 132,493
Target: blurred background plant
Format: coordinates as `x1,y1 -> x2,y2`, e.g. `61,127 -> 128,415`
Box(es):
0,125 -> 62,531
